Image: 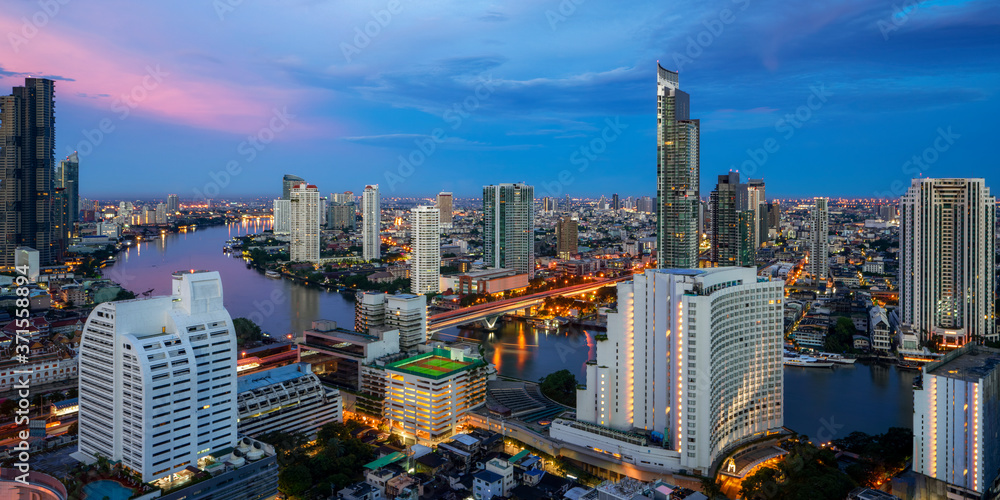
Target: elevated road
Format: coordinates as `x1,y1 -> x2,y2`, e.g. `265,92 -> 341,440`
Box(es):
428,275 -> 632,331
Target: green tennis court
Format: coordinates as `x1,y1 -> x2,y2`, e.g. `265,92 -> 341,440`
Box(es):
397,355 -> 470,376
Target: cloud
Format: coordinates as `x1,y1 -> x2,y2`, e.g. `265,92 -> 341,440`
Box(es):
341,133 -> 540,151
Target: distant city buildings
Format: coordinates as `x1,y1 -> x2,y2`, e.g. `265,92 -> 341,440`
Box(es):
282,174 -> 305,201
483,183 -> 535,278
327,201 -> 357,231
912,344 -> 1000,498
807,197 -> 829,281
436,192 -> 453,227
272,199 -> 291,235
1,78 -> 56,266
57,152 -> 80,229
709,172 -> 755,267
290,182 -> 320,262
166,193 -> 179,213
747,178 -> 766,248
555,216 -> 579,259
410,205 -> 441,295
899,178 -> 996,344
363,185 -> 381,261
636,195 -> 654,214
542,196 -> 557,213
656,64 -> 700,269
554,267 -> 784,475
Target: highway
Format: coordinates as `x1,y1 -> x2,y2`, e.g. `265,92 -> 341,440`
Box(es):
428,275 -> 632,331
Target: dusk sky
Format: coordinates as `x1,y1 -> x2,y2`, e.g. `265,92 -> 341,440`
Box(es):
2,0 -> 998,200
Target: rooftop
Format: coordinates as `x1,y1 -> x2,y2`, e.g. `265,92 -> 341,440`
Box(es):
384,348 -> 485,380
927,345 -> 1000,382
237,362 -> 311,393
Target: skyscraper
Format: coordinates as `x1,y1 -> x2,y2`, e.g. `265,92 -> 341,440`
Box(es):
327,202 -> 357,231
807,197 -> 829,281
747,178 -> 766,248
767,201 -> 781,237
362,185 -> 381,261
555,267 -> 784,475
77,271 -> 239,482
436,192 -> 453,227
483,183 -> 535,278
555,216 -> 578,259
0,78 -> 56,266
913,344 -> 1000,498
56,152 -> 80,227
611,193 -> 620,211
899,178 -> 996,344
166,193 -> 179,214
542,196 -> 557,213
410,205 -> 441,295
709,173 -> 755,267
290,183 -> 320,262
656,64 -> 700,269
272,199 -> 291,235
281,174 -> 305,200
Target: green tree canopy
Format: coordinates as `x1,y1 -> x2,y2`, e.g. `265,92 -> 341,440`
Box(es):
233,317 -> 263,347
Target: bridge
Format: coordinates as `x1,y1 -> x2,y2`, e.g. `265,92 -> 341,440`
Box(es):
428,275 -> 632,332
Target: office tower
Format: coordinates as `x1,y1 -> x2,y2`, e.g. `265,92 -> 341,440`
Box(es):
597,195 -> 608,210
747,178 -> 766,247
410,205 -> 441,295
436,192 -> 453,227
637,196 -> 654,214
166,193 -> 179,213
709,173 -> 755,266
542,196 -> 557,213
281,174 -> 305,200
564,194 -> 572,209
913,345 -> 1000,498
656,64 -> 700,269
556,267 -> 784,475
56,152 -> 80,227
327,202 -> 357,231
77,271 -> 239,482
899,178 -> 996,344
878,203 -> 896,221
767,201 -> 781,235
272,199 -> 291,235
52,187 -> 70,259
355,292 -> 428,350
289,183 -> 320,262
807,197 -> 829,281
483,183 -> 535,278
363,185 -> 381,261
0,78 -> 56,266
555,216 -> 578,259
611,193 -> 620,210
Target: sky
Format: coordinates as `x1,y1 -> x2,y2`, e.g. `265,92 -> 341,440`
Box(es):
1,0 -> 998,200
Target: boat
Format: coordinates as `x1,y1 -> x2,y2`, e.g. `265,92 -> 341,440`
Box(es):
264,270 -> 281,279
783,354 -> 834,368
815,352 -> 856,364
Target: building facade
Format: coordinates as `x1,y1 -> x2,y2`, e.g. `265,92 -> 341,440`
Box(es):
564,267 -> 785,474
555,216 -> 578,259
437,192 -> 453,226
363,185 -> 381,261
290,183 -> 320,262
410,205 -> 440,295
899,178 -> 996,344
236,362 -> 342,437
272,199 -> 291,235
281,174 -> 305,201
483,183 -> 535,278
709,172 -> 755,267
655,64 -> 700,269
807,197 -> 829,281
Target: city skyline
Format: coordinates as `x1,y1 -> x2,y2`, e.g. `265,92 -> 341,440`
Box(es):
0,1 -> 997,198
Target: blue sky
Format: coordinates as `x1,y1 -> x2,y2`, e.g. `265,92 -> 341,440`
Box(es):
1,0 -> 997,200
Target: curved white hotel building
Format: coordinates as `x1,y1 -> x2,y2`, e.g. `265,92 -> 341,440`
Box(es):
553,267 -> 785,475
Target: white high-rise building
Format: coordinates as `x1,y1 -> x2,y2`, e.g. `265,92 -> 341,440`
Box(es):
272,199 -> 291,235
410,205 -> 440,295
386,294 -> 427,350
553,267 -> 785,475
747,179 -> 765,248
166,194 -> 179,213
807,197 -> 829,282
76,271 -> 238,482
913,344 -> 1000,498
290,183 -> 320,262
363,185 -> 381,261
483,183 -> 534,278
900,178 -> 996,344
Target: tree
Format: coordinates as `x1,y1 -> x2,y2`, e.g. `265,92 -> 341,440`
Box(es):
114,289 -> 136,301
278,464 -> 312,497
539,369 -> 578,407
233,317 -> 263,347
700,477 -> 725,500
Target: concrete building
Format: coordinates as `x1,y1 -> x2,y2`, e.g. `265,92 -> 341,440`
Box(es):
1,78 -> 56,266
384,348 -> 489,444
483,183 -> 535,278
298,319 -> 400,390
912,344 -> 1000,499
166,193 -> 179,214
556,267 -> 785,475
410,205 -> 441,295
14,246 -> 40,281
440,268 -> 529,296
556,216 -> 579,259
272,199 -> 291,235
290,183 -> 320,262
899,178 -> 996,344
328,201 -> 357,231
354,292 -> 427,350
236,362 -> 342,438
363,185 -> 381,261
76,270 -> 238,482
0,469 -> 67,500
808,197 -> 829,281
869,306 -> 891,352
437,192 -> 453,227
656,64 -> 700,269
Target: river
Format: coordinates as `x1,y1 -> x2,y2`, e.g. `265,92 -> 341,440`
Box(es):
102,222 -> 915,437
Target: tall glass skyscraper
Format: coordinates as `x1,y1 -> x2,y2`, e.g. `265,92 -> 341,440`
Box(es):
0,78 -> 56,266
709,172 -> 755,266
656,64 -> 700,268
483,183 -> 534,278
